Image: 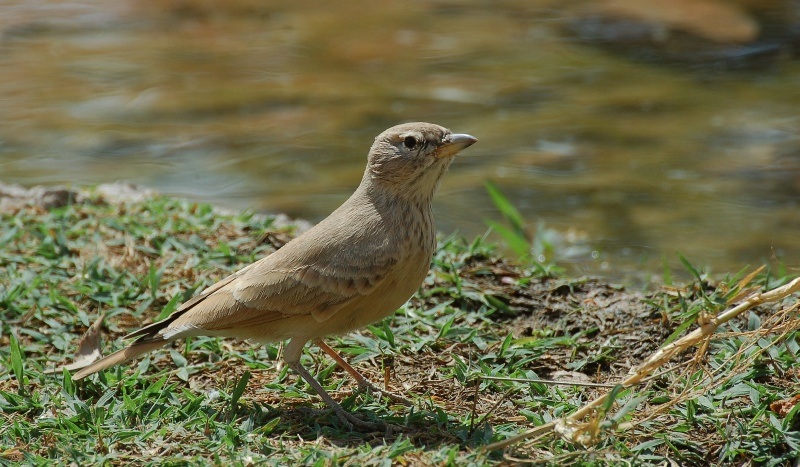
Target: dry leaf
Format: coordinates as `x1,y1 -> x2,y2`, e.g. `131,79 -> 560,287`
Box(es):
770,394 -> 800,417
45,313 -> 105,374
550,370 -> 593,384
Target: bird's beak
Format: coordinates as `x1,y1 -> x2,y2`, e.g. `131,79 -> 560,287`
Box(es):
436,133 -> 478,159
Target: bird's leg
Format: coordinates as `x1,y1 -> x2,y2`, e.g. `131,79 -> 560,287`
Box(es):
316,340 -> 412,406
288,360 -> 381,430
283,337 -> 383,430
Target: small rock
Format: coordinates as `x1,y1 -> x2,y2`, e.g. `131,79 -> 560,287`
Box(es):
0,182 -> 83,213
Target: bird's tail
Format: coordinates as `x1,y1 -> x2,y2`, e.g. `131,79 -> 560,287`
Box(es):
71,340 -> 167,380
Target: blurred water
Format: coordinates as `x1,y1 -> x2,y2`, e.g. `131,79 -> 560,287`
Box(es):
1,0 -> 799,281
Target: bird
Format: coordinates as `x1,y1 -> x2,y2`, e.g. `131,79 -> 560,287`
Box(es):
71,122 -> 477,428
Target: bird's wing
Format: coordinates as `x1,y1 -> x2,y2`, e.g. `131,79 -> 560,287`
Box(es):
127,246 -> 398,342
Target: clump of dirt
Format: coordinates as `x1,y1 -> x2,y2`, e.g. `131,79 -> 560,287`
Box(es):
432,255 -> 676,381
508,278 -> 670,367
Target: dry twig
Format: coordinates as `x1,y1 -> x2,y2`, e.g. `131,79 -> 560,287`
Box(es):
486,275 -> 800,452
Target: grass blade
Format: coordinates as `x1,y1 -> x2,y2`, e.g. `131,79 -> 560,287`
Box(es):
230,371 -> 251,408
10,333 -> 25,393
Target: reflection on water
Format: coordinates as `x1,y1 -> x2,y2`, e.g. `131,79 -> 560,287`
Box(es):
1,0 -> 799,281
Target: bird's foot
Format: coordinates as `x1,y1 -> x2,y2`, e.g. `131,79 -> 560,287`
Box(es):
356,380 -> 413,406
290,360 -> 401,432
330,405 -> 385,431
297,406 -> 385,432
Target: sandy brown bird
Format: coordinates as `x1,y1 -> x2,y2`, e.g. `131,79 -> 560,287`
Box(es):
72,122 -> 477,428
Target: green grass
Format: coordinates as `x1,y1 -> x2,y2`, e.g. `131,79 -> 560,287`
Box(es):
1,190 -> 799,465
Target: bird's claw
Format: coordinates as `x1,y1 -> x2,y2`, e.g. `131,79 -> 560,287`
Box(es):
356,381 -> 413,406
329,406 -> 403,433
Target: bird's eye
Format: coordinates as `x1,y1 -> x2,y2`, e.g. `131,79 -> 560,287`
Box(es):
403,135 -> 418,150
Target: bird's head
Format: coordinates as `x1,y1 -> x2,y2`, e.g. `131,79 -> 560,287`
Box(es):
364,122 -> 477,199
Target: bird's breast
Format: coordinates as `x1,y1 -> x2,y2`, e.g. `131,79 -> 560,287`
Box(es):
394,198 -> 436,254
